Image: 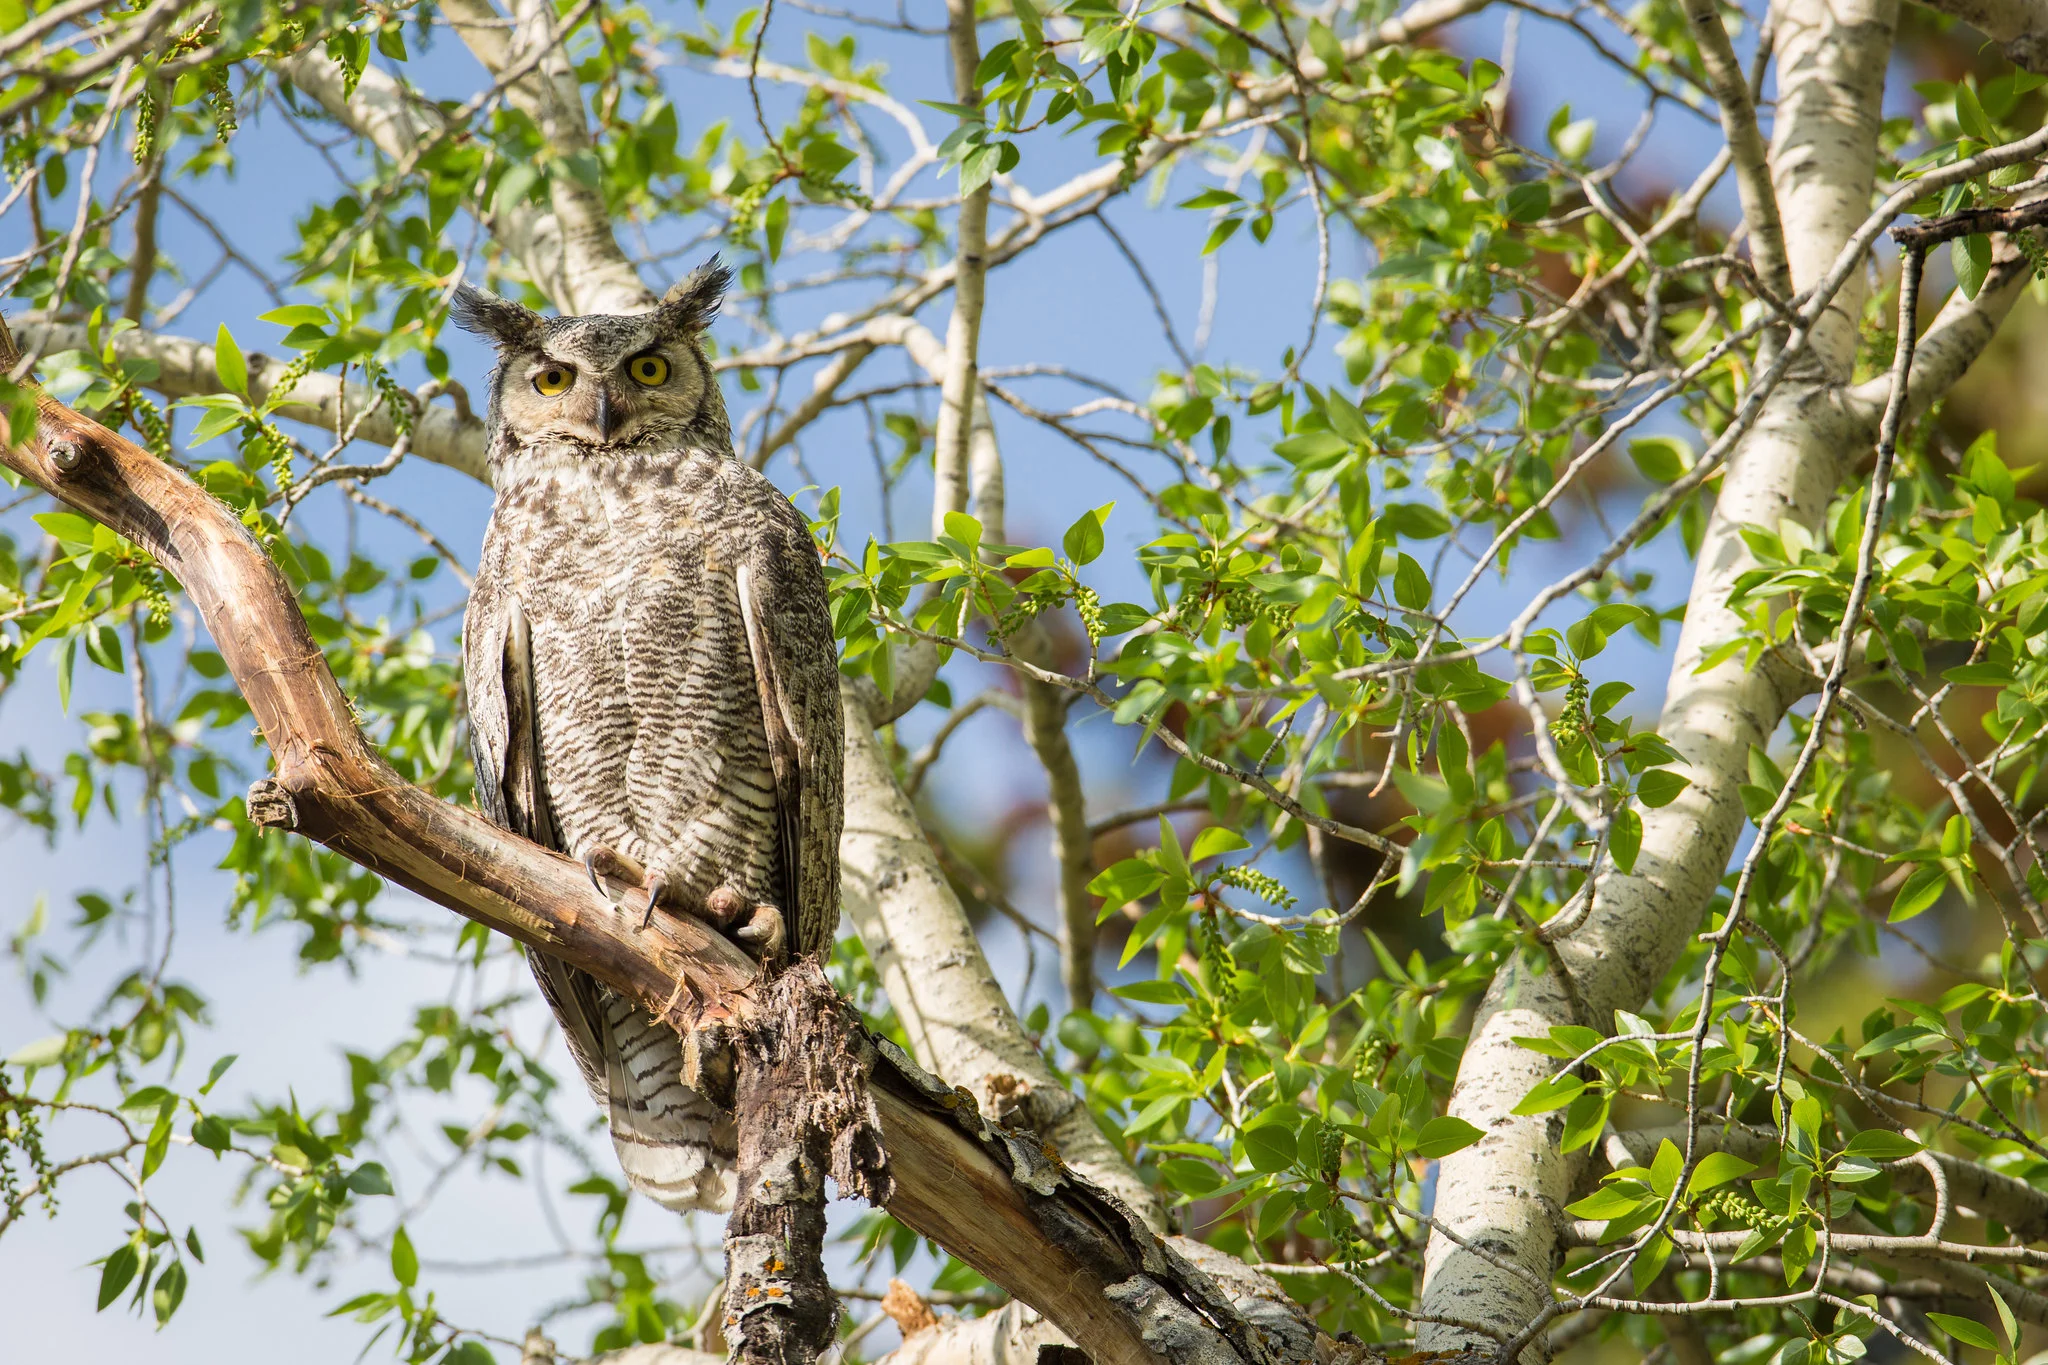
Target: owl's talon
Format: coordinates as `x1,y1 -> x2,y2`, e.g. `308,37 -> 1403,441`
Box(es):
582,849 -> 610,901
639,874 -> 668,930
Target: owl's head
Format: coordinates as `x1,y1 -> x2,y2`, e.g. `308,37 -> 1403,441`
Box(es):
451,257 -> 732,457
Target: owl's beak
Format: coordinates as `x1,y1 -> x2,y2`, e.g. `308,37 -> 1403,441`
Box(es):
594,384 -> 618,441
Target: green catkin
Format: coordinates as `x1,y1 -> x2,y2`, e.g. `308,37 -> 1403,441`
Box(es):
1199,912 -> 1240,1008
1700,1187 -> 1775,1229
135,562 -> 172,629
133,85 -> 158,165
367,361 -> 413,437
0,1068 -> 57,1217
2017,228 -> 2048,282
1073,583 -> 1104,643
130,395 -> 171,462
1214,863 -> 1298,911
202,68 -> 237,144
264,426 -> 295,492
1550,671 -> 1591,745
269,351 -> 314,404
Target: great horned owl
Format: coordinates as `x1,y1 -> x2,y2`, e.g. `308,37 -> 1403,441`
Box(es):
455,260 -> 843,1213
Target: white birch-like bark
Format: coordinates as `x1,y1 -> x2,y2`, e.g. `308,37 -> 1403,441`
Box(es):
1416,2 -> 1902,1354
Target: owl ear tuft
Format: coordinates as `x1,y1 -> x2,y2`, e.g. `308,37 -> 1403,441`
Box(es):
448,284 -> 544,348
659,255 -> 733,334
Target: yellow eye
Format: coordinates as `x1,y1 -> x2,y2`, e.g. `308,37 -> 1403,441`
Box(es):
533,366 -> 573,396
627,353 -> 670,387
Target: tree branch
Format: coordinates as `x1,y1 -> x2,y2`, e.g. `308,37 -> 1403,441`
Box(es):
12,319 -> 489,483
1679,0 -> 1791,301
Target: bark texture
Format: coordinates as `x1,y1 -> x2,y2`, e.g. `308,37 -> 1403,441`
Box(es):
721,962 -> 891,1364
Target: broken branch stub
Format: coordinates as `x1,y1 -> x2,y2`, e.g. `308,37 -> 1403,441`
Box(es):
720,962 -> 892,1364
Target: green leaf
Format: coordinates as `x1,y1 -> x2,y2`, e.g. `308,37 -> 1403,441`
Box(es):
1567,1183 -> 1648,1220
1394,553 -> 1430,611
1063,502 -> 1112,565
1636,769 -> 1691,808
1111,979 -> 1190,1005
200,1053 -> 238,1095
942,510 -> 982,549
1512,1072 -> 1585,1115
7,1034 -> 67,1067
1384,502 -> 1452,539
1202,216 -> 1243,255
152,1260 -> 188,1325
98,1242 -> 140,1310
763,196 -> 788,263
1954,233 -> 1992,301
1190,827 -> 1251,862
1609,806 -> 1642,875
347,1162 -> 395,1196
1628,436 -> 1691,483
1928,1313 -> 2000,1351
1305,18 -> 1347,73
1273,430 -> 1349,464
1842,1129 -> 1922,1161
142,1103 -> 174,1180
1414,1115 -> 1484,1158
1502,181 -> 1550,223
259,305 -> 329,328
214,324 -> 248,397
1650,1138 -> 1683,1197
1955,81 -> 1996,142
390,1226 -> 418,1287
1890,864 -> 1946,922
1088,858 -> 1166,907
1241,1123 -> 1296,1173
191,1114 -> 232,1154
1992,1284 -> 2019,1351
1686,1151 -> 1756,1197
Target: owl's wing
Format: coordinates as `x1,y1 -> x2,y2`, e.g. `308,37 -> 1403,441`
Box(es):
735,511 -> 844,958
466,592 -> 608,1106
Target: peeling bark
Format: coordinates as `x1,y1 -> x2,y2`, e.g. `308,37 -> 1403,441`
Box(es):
721,962 -> 891,1365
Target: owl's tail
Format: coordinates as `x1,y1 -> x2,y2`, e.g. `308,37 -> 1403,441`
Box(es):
530,951 -> 737,1213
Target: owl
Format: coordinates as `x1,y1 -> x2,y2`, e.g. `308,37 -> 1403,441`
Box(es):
455,259 -> 844,1213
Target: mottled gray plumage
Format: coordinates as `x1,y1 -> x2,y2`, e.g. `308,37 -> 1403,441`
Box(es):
458,261 -> 843,1214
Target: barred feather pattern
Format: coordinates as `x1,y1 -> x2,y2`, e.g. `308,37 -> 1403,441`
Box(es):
466,428 -> 843,1215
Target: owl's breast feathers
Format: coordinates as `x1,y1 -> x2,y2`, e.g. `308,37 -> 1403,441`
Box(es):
467,443 -> 843,951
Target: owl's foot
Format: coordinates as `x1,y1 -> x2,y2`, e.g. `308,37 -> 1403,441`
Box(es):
733,906 -> 787,962
704,887 -> 786,963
